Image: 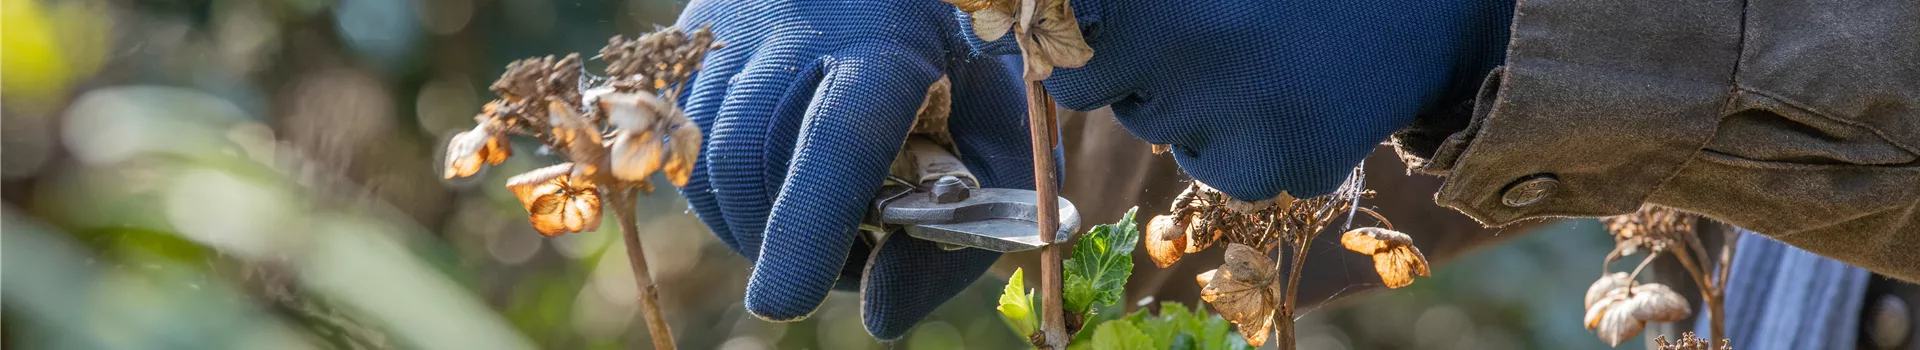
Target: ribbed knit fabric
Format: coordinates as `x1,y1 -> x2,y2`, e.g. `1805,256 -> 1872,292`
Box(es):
674,0 -> 1033,340
962,0 -> 1514,199
1695,230 -> 1870,349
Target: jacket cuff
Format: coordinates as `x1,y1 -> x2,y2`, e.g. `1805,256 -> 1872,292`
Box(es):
1421,0 -> 1746,226
952,0 -> 1102,57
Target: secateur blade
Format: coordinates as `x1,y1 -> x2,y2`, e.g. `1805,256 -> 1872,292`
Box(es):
868,185 -> 1080,253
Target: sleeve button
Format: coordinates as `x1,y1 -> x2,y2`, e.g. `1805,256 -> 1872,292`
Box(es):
1500,174 -> 1560,207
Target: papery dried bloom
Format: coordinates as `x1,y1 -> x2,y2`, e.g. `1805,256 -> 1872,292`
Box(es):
546,101 -> 606,177
1602,205 -> 1695,257
1199,244 -> 1279,347
1144,214 -> 1187,267
599,90 -> 672,182
444,122 -> 511,179
508,163 -> 603,237
1628,283 -> 1692,322
1585,290 -> 1645,347
1340,227 -> 1430,288
1583,279 -> 1693,346
1011,0 -> 1093,80
1585,272 -> 1632,309
662,119 -> 700,187
946,0 -> 1091,80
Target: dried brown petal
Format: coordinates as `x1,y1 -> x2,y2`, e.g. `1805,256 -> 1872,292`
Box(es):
608,130 -> 664,182
1030,0 -> 1092,69
1585,272 -> 1632,309
444,124 -> 510,179
1183,214 -> 1220,254
964,0 -> 1017,42
597,90 -> 668,131
1200,244 -> 1278,347
1340,227 -> 1411,255
507,163 -> 603,237
1339,227 -> 1429,288
1014,33 -> 1054,81
1628,283 -> 1692,322
1372,245 -> 1429,289
663,119 -> 701,187
1585,290 -> 1645,346
943,0 -> 996,12
1144,214 -> 1187,268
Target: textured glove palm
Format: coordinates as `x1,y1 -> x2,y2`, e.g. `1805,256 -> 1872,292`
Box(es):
674,0 -> 1034,340
964,0 -> 1514,199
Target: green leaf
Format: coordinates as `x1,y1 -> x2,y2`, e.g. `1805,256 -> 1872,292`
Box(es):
997,268 -> 1039,337
1089,318 -> 1155,350
1063,207 -> 1141,315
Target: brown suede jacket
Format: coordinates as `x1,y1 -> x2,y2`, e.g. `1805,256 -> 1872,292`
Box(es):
1391,0 -> 1920,281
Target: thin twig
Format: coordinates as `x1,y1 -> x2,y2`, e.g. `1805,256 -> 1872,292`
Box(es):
608,190 -> 676,350
1710,228 -> 1740,348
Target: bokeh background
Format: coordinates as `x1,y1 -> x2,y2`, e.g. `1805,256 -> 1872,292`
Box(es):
1,0 -> 1627,349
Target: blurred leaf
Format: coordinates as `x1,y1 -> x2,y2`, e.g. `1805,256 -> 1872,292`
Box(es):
1089,319 -> 1154,350
998,268 -> 1039,338
1064,207 -> 1139,315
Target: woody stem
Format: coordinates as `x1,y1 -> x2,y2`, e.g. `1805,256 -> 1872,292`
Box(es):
1278,234 -> 1311,350
1025,80 -> 1068,349
609,190 -> 676,350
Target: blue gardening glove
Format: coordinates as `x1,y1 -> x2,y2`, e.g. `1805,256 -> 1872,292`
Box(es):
674,0 -> 1035,340
962,0 -> 1513,199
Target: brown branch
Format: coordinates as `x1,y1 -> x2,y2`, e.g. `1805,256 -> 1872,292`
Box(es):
608,190 -> 676,350
1025,80 -> 1069,349
1277,234 -> 1312,350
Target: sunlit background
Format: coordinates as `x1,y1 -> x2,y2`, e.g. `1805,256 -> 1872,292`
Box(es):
2,0 -> 1627,349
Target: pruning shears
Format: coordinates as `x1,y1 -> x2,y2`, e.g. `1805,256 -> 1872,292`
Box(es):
860,136 -> 1080,253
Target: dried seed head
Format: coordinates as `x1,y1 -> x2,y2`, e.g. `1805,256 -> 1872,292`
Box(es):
1654,332 -> 1727,350
1144,214 -> 1187,267
1602,205 -> 1695,256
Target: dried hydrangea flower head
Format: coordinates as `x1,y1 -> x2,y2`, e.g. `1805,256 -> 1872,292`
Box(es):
944,0 -> 1092,80
442,25 -> 720,237
1581,272 -> 1693,346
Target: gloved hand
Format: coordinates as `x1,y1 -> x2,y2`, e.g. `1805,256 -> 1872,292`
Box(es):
960,0 -> 1514,200
674,0 -> 1035,340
